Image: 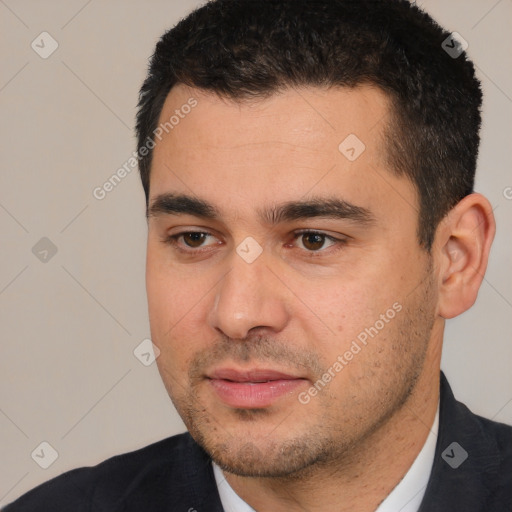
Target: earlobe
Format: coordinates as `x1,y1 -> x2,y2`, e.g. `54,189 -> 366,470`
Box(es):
436,193 -> 495,319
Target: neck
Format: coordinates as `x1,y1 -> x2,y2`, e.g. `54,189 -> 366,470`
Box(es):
222,347 -> 441,512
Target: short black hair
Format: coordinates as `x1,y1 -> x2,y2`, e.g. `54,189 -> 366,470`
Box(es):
136,0 -> 482,249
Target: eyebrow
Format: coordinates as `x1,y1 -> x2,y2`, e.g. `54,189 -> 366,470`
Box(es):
147,193 -> 375,226
147,193 -> 218,220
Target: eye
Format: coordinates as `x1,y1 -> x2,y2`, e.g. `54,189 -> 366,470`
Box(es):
292,230 -> 344,253
161,231 -> 220,252
181,232 -> 209,248
161,229 -> 347,257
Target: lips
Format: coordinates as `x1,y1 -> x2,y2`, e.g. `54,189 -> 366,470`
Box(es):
207,368 -> 307,408
209,368 -> 300,382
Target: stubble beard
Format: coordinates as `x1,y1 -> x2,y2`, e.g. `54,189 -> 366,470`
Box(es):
166,263 -> 437,480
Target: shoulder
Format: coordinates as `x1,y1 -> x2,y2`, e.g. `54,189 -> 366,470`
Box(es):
445,385 -> 512,477
3,433 -> 217,511
474,410 -> 512,452
470,411 -> 512,494
420,374 -> 512,512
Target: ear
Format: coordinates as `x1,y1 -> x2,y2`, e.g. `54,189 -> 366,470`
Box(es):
433,193 -> 495,319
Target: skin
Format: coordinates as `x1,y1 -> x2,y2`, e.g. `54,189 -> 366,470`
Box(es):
145,84 -> 495,511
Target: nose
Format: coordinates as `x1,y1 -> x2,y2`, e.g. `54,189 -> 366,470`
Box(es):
208,249 -> 290,340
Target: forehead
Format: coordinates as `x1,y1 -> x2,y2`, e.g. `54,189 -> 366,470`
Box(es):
156,82 -> 390,150
149,84 -> 417,225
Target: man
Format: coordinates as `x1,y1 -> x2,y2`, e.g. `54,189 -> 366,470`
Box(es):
5,0 -> 511,511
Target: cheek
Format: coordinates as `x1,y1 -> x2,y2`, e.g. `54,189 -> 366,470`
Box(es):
146,246 -> 221,369
147,269 -> 201,388
299,270 -> 406,364
146,251 -> 198,347
304,278 -> 378,331
146,244 -> 198,317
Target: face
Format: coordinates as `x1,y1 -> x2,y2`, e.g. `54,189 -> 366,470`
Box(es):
146,84 -> 438,478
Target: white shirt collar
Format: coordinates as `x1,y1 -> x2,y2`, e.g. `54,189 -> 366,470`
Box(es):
213,463 -> 255,512
213,404 -> 439,512
375,403 -> 439,512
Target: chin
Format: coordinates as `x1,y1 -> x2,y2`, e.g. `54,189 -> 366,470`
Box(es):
189,421 -> 334,478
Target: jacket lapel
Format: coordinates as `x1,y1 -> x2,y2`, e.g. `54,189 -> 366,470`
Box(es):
418,373 -> 500,511
168,434 -> 225,512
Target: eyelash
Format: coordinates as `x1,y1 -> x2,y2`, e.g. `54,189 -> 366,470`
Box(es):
161,230 -> 347,257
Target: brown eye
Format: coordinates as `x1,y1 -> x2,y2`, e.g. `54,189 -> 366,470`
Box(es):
301,233 -> 327,251
182,232 -> 207,247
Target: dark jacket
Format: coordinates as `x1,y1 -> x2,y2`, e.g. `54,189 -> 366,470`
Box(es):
4,374 -> 512,511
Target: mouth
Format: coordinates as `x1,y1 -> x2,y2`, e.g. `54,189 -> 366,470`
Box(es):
206,368 -> 308,408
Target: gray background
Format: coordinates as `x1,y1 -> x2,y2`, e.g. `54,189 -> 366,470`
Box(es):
1,0 -> 511,505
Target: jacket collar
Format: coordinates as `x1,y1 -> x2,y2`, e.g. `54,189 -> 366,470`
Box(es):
168,433 -> 224,511
418,372 -> 500,511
